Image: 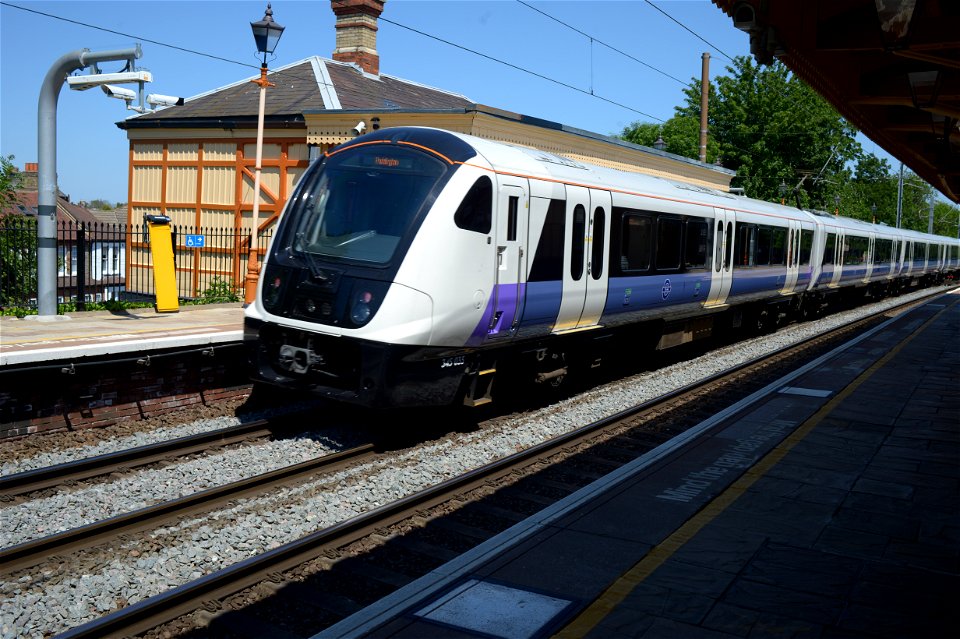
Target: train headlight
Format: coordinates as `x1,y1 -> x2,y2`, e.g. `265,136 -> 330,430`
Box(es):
346,280 -> 388,328
350,289 -> 374,325
263,266 -> 287,311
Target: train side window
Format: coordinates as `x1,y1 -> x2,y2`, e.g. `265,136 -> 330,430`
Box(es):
770,227 -> 787,265
844,235 -> 868,265
621,213 -> 652,272
684,218 -> 709,270
453,176 -> 492,234
823,233 -> 836,265
506,196 -> 518,241
527,199 -> 565,282
875,239 -> 892,263
715,221 -> 723,272
725,221 -> 734,271
571,204 -> 586,281
799,230 -> 813,265
755,225 -> 770,266
734,224 -> 752,267
591,207 -> 605,280
655,216 -> 682,270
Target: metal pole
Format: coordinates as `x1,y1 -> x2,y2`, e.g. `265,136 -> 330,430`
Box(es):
37,46 -> 141,318
895,162 -> 904,229
927,196 -> 934,234
244,64 -> 273,305
699,52 -> 710,163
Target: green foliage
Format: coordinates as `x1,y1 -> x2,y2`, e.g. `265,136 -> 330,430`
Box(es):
1,154 -> 24,211
87,199 -> 115,210
0,214 -> 38,310
615,55 -> 958,239
620,116 -> 720,164
200,276 -> 241,303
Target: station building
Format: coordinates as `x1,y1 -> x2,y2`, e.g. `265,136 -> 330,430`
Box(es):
116,0 -> 734,297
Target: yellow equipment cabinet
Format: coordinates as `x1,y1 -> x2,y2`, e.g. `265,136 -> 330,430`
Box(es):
145,215 -> 179,313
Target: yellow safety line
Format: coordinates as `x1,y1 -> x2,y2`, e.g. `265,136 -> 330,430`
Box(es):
554,297 -> 956,638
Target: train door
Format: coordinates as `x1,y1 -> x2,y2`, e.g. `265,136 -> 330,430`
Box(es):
486,176 -> 529,338
554,185 -> 591,332
576,189 -> 611,328
781,220 -> 801,294
704,208 -> 735,307
829,231 -> 844,286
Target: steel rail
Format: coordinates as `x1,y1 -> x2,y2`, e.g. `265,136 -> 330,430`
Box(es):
0,420 -> 276,498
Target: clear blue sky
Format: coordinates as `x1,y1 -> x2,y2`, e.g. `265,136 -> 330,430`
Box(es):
1,0 -> 899,205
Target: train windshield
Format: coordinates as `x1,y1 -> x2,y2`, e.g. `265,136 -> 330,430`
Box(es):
286,145 -> 447,264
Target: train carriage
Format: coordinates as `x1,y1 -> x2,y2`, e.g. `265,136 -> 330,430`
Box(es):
244,127 -> 958,409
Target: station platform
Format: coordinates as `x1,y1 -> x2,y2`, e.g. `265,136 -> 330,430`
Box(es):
0,303 -> 245,367
318,290 -> 960,639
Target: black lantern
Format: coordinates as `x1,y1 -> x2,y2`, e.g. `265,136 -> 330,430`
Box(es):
653,133 -> 666,151
251,3 -> 285,64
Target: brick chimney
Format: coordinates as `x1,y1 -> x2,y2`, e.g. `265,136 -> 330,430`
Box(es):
331,0 -> 384,75
21,162 -> 39,191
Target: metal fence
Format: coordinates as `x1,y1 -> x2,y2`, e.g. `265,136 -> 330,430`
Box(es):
0,216 -> 271,314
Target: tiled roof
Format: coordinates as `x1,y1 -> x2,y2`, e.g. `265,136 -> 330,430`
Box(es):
120,57 -> 473,127
0,191 -> 104,226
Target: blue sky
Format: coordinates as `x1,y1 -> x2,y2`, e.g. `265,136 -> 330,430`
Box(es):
1,0 -> 898,205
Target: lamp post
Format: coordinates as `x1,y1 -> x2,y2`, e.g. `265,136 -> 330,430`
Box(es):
834,194 -> 840,216
779,180 -> 787,205
653,130 -> 666,151
871,203 -> 877,224
244,3 -> 284,305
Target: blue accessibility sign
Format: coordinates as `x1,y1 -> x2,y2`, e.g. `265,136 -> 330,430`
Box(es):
184,234 -> 205,248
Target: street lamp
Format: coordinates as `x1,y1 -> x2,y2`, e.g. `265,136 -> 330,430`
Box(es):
244,3 -> 285,305
779,180 -> 787,205
653,131 -> 666,151
834,194 -> 840,216
871,203 -> 877,224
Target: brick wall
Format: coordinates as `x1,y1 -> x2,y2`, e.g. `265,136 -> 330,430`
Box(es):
0,345 -> 252,440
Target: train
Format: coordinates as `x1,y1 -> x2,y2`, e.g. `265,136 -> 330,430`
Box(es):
243,126 -> 959,409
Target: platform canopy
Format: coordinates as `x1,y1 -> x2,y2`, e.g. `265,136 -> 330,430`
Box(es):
712,0 -> 960,203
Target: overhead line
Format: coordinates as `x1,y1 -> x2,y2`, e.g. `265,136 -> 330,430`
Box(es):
516,0 -> 687,85
643,0 -> 735,62
0,1 -> 259,70
377,15 -> 665,122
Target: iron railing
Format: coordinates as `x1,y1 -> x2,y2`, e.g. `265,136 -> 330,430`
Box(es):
0,216 -> 271,314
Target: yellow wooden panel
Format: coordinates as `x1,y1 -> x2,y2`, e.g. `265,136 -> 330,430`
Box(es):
203,143 -> 237,161
166,166 -> 197,202
200,210 -> 237,248
243,143 -> 281,160
288,144 -> 309,161
242,167 -> 279,205
133,144 -> 163,161
133,166 -> 162,202
165,208 -> 195,229
201,166 -> 236,205
168,143 -> 199,161
287,167 -> 306,194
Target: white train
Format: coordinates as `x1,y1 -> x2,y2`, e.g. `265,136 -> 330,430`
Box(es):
243,127 -> 959,408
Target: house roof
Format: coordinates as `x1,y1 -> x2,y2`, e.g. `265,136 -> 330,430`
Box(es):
117,56 -> 474,129
1,191 -> 105,227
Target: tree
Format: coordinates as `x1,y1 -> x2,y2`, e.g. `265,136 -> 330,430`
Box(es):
1,154 -> 23,212
619,116 -> 720,164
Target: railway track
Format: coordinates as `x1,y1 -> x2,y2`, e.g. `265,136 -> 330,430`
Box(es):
43,289 -> 946,639
0,421 -> 279,498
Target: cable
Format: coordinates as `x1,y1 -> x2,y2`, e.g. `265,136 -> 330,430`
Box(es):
377,15 -> 665,122
0,1 -> 259,70
643,0 -> 734,62
516,0 -> 686,85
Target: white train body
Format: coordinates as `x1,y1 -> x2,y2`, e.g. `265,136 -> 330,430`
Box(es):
243,127 -> 959,408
